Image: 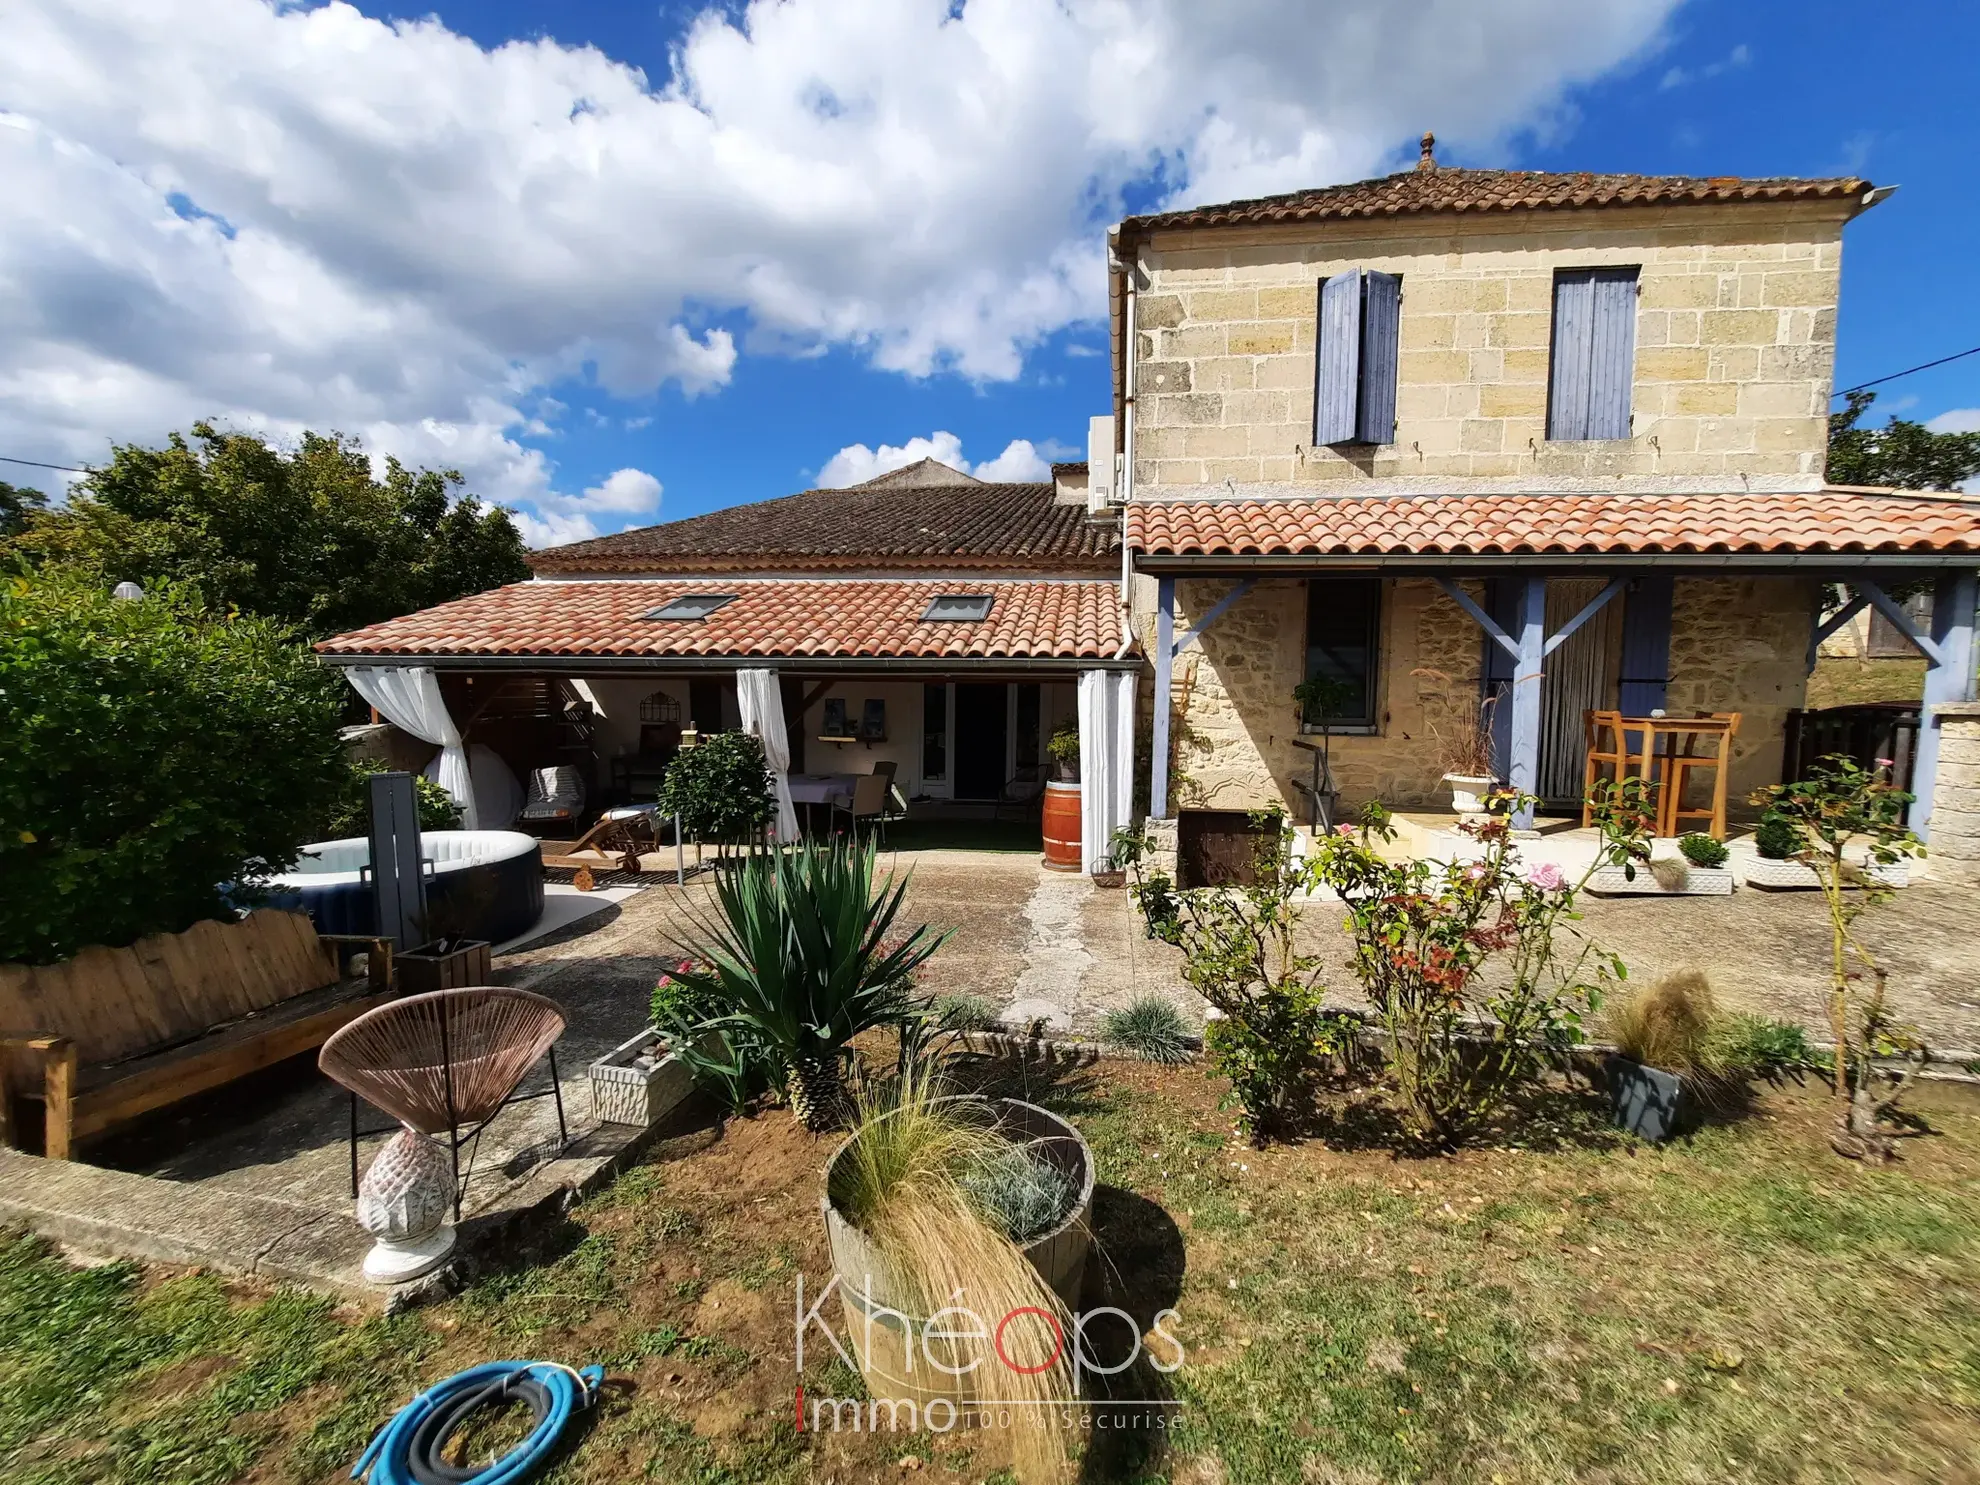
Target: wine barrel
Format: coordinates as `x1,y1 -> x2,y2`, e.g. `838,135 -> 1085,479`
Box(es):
1040,781 -> 1081,871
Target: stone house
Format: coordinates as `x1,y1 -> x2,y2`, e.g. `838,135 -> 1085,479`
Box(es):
1096,137 -> 1980,854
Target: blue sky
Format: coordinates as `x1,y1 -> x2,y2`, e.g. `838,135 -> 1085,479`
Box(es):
3,0 -> 1975,540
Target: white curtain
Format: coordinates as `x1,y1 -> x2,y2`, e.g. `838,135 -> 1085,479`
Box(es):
1078,669 -> 1137,872
346,666 -> 478,829
736,667 -> 800,843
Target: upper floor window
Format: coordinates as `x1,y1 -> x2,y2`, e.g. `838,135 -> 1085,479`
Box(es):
1300,578 -> 1382,731
1313,269 -> 1401,447
1547,267 -> 1639,441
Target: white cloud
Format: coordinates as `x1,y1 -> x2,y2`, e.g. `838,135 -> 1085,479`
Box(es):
0,0 -> 1681,528
815,431 -> 1058,487
508,466 -> 665,546
1659,41 -> 1751,89
1928,409 -> 1980,434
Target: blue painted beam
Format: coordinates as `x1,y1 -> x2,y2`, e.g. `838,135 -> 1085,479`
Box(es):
1807,593 -> 1868,674
1507,576 -> 1547,829
1171,578 -> 1255,659
1855,580 -> 1946,667
1151,576 -> 1175,819
1434,576 -> 1519,659
1914,569 -> 1978,844
1541,577 -> 1626,658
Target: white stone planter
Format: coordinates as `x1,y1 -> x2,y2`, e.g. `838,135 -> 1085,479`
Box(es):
1586,862 -> 1735,896
1741,856 -> 1909,891
588,1027 -> 704,1126
1443,774 -> 1495,814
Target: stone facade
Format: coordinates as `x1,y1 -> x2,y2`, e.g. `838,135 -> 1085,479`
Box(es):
1927,703 -> 1980,886
1130,201 -> 1850,491
1136,573 -> 1814,819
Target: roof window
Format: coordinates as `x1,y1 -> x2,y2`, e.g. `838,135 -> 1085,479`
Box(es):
644,593 -> 737,621
921,594 -> 995,622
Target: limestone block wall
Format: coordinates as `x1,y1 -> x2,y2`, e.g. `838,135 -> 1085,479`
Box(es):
1131,200 -> 1849,490
1141,573 -> 1813,820
1926,704 -> 1980,886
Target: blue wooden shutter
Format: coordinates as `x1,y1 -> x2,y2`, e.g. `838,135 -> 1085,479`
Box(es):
1585,269 -> 1638,438
1547,271 -> 1593,439
1356,270 -> 1402,444
1482,578 -> 1518,774
1618,573 -> 1673,715
1313,270 -> 1363,446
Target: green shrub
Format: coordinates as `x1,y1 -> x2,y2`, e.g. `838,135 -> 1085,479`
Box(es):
1677,833 -> 1729,869
1703,1013 -> 1817,1080
1101,996 -> 1193,1063
667,836 -> 946,1128
658,732 -> 773,846
316,757 -> 460,840
960,1144 -> 1077,1242
0,574 -> 346,963
931,993 -> 996,1032
1753,810 -> 1801,860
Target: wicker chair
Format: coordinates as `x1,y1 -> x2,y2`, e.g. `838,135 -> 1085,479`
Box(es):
319,987 -> 569,1218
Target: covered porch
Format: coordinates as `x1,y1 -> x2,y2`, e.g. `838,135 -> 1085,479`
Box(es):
1128,487 -> 1980,877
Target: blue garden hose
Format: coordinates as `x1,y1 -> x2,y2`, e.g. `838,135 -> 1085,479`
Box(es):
352,1361 -> 603,1485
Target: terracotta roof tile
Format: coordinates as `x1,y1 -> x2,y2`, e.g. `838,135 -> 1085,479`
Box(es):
317,579 -> 1124,660
1120,165 -> 1871,238
528,481 -> 1117,575
1127,488 -> 1980,558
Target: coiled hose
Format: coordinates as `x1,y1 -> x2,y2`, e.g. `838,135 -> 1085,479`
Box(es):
352,1361 -> 603,1485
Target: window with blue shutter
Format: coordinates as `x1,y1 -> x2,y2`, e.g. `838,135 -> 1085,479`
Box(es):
1547,267 -> 1639,440
1313,269 -> 1402,447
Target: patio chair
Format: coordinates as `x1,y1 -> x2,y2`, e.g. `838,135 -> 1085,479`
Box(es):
993,764 -> 1046,822
517,766 -> 587,830
868,759 -> 909,821
319,987 -> 568,1220
833,772 -> 893,841
1659,712 -> 1741,840
1580,710 -> 1635,826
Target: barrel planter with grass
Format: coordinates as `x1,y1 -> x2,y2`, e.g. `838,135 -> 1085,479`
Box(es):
819,1096 -> 1093,1407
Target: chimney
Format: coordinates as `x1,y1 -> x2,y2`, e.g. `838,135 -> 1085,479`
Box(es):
1417,132 -> 1437,171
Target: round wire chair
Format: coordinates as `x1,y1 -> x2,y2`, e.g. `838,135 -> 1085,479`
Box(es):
320,988 -> 568,1215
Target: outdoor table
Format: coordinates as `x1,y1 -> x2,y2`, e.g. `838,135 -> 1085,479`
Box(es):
1616,715 -> 1738,838
788,772 -> 860,833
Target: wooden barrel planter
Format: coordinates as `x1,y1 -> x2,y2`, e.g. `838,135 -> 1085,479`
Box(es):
820,1097 -> 1094,1408
1041,780 -> 1082,872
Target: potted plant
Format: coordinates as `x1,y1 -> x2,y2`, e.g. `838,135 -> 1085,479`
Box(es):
1586,830 -> 1736,896
1046,719 -> 1080,783
587,960 -> 719,1126
663,836 -> 945,1129
657,730 -> 774,860
820,1068 -> 1090,1482
1601,970 -> 1719,1141
1743,794 -> 1910,890
397,886 -> 493,994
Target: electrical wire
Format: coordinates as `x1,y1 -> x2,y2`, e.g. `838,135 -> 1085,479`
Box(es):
1834,344 -> 1980,399
0,454 -> 92,473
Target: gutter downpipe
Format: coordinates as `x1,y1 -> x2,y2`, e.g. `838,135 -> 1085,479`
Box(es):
1115,227 -> 1137,641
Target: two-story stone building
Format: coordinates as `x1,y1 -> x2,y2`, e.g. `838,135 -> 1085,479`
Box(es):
1099,137 -> 1980,854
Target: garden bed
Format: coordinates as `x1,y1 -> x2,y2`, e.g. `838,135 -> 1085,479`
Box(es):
6,1055 -> 1979,1485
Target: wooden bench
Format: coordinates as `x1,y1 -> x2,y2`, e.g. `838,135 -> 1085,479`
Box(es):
0,910 -> 393,1159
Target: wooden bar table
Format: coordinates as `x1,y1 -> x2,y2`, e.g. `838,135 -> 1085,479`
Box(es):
1618,714 -> 1739,838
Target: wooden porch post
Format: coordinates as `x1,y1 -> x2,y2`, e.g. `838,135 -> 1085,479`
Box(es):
1914,568 -> 1979,844
1508,576 -> 1547,829
1151,576 -> 1175,819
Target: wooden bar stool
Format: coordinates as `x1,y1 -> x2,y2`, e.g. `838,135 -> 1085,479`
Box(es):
1580,709 -> 1633,825
1658,713 -> 1740,839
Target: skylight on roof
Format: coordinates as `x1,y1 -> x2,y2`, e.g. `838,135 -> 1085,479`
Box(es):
644,593 -> 737,621
922,594 -> 994,622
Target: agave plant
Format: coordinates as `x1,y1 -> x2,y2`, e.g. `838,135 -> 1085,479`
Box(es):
669,836 -> 946,1130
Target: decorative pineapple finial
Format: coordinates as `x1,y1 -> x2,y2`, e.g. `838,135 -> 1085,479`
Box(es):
1418,131 -> 1437,171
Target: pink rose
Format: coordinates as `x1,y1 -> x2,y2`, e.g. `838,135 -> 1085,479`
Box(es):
1526,861 -> 1567,892
1335,823 -> 1357,837
1876,757 -> 1895,768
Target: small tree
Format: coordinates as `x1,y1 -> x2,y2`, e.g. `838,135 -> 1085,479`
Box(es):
0,574 -> 347,963
658,731 -> 774,850
316,757 -> 461,840
1749,757 -> 1926,1161
1828,389 -> 1980,491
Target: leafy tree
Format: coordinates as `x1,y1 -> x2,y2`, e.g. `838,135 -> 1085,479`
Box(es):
316,757 -> 461,841
658,732 -> 775,848
2,423 -> 531,638
1827,389 -> 1980,491
0,481 -> 46,539
0,572 -> 348,963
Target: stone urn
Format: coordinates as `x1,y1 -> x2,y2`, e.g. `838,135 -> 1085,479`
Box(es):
1443,773 -> 1495,814
356,1127 -> 457,1284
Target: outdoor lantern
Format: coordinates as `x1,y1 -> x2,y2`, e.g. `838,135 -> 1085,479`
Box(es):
111,581 -> 144,601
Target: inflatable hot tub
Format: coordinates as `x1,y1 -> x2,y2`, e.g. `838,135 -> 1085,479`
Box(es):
262,830 -> 544,946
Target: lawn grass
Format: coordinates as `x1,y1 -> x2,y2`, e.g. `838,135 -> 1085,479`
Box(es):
4,1065 -> 1978,1484
1806,656 -> 1926,708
